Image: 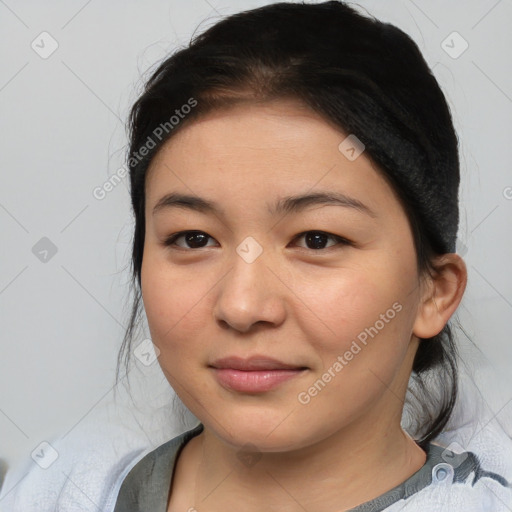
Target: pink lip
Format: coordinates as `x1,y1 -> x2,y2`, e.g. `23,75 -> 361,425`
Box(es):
210,356 -> 307,393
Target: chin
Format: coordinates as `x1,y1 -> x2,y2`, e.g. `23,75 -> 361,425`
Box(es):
203,406 -> 317,452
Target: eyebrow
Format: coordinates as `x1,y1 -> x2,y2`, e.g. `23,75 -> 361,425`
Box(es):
152,191 -> 377,218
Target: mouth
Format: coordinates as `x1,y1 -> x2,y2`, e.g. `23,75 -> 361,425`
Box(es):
209,356 -> 308,393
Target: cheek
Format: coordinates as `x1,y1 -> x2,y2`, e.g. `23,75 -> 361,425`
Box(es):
293,271 -> 416,419
296,260 -> 417,367
140,253 -> 211,355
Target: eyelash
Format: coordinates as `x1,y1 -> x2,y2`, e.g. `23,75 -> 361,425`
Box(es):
163,230 -> 353,252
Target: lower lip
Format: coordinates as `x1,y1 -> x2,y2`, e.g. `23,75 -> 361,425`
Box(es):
212,368 -> 306,393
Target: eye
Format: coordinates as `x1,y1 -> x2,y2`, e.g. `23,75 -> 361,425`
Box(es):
291,230 -> 353,250
163,230 -> 352,251
163,230 -> 217,249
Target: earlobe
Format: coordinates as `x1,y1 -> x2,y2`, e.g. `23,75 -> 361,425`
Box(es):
412,254 -> 467,339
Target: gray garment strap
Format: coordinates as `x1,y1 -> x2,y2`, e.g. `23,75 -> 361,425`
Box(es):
113,423 -> 204,512
349,442 -> 510,511
348,442 -> 445,512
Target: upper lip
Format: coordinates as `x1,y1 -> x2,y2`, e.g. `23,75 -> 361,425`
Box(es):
210,356 -> 307,371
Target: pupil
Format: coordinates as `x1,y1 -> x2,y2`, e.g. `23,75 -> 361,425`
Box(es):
306,232 -> 327,249
186,232 -> 208,248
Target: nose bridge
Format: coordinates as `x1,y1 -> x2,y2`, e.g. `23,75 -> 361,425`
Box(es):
213,237 -> 285,332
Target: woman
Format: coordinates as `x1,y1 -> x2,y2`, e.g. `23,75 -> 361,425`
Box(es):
1,1 -> 510,511
111,1 -> 511,511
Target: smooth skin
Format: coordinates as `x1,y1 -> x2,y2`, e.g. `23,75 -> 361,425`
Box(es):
139,98 -> 467,512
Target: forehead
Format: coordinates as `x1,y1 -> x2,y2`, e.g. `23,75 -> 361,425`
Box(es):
149,99 -> 337,165
144,100 -> 401,218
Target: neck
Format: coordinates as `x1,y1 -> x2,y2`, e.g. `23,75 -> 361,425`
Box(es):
189,411 -> 426,511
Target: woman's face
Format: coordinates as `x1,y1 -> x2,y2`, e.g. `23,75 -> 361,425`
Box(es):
141,98 -> 427,451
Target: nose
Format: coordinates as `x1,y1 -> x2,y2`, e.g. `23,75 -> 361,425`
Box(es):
213,249 -> 287,333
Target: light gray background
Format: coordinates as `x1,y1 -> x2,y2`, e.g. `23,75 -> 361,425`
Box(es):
1,0 -> 511,487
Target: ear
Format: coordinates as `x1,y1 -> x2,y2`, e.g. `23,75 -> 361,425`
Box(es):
413,253 -> 467,339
